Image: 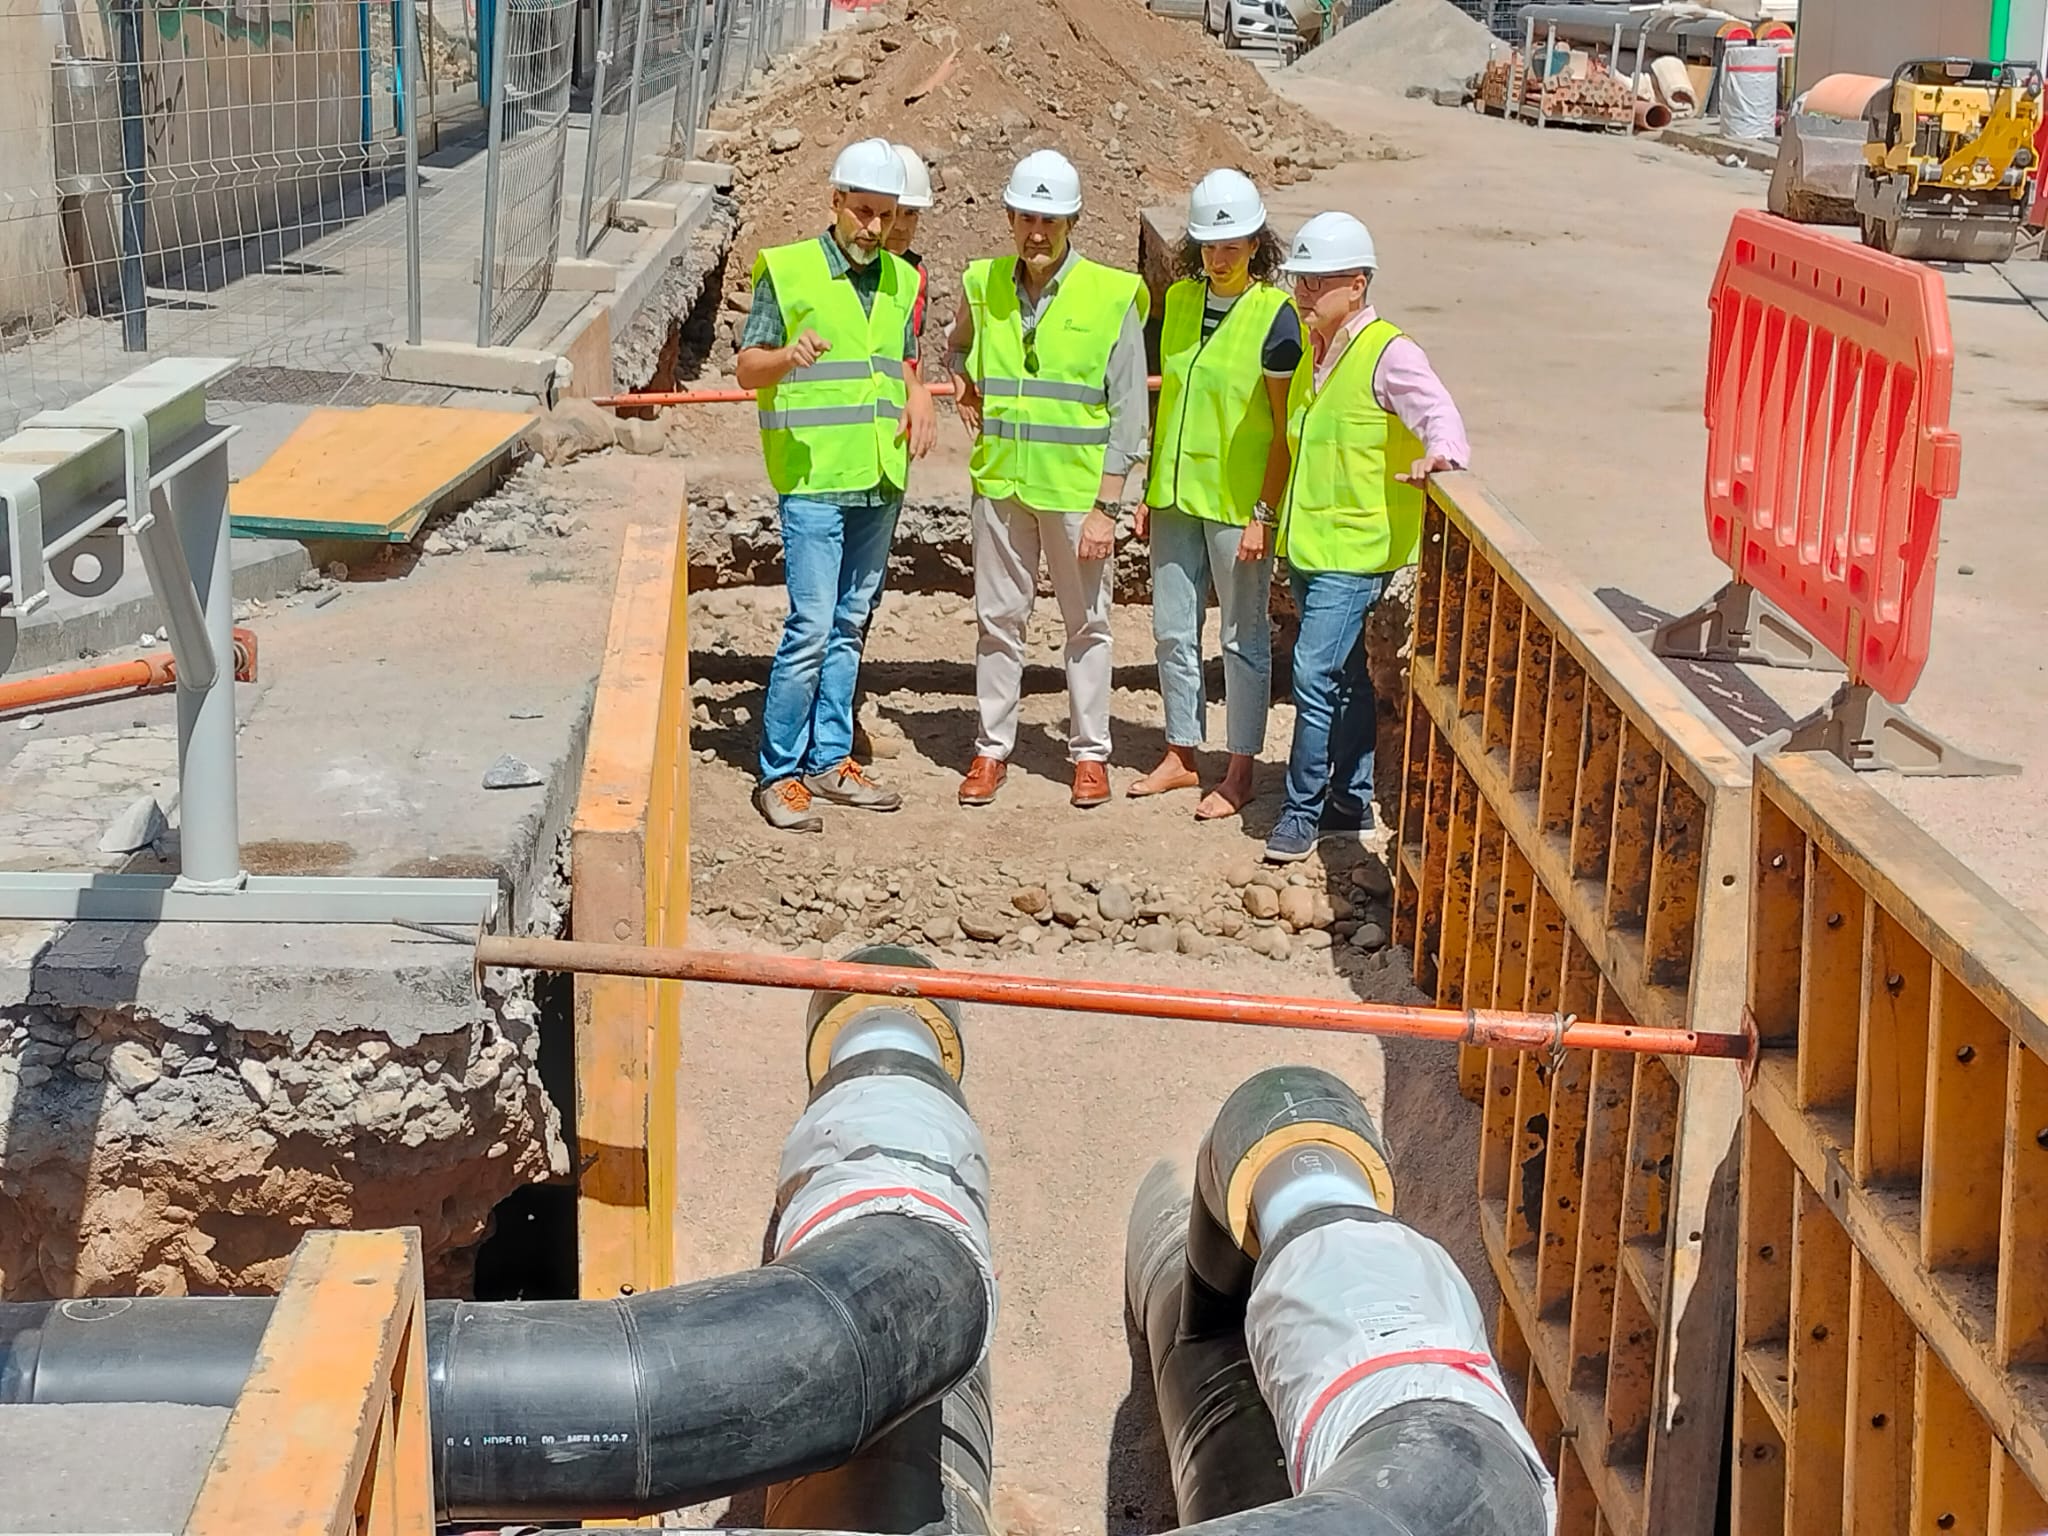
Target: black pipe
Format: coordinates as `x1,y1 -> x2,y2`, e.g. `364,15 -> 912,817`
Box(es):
1176,1400 -> 1554,1536
1125,1161 -> 1292,1525
0,1211 -> 986,1523
763,1363 -> 995,1536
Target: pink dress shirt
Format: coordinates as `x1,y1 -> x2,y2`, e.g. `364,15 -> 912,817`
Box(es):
1311,305 -> 1470,468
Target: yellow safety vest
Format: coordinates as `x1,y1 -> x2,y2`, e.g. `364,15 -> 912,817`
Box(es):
753,239 -> 914,497
1146,279 -> 1302,527
1278,319 -> 1425,575
962,255 -> 1149,514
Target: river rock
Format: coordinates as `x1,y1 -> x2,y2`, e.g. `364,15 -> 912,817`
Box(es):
923,915 -> 961,945
1097,881 -> 1137,923
1246,927 -> 1293,961
1353,857 -> 1394,899
1051,888 -> 1097,928
960,909 -> 1009,942
1011,885 -> 1049,916
1177,923 -> 1215,958
1135,923 -> 1177,954
1299,929 -> 1335,952
1242,885 -> 1281,921
1352,920 -> 1389,951
1277,887 -> 1316,931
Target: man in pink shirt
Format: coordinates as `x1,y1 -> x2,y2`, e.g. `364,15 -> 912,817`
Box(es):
1266,211 -> 1467,863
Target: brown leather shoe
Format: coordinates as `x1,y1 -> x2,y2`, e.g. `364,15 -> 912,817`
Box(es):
1071,761 -> 1111,808
959,756 -> 1008,806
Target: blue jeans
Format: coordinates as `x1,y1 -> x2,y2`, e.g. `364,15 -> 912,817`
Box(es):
1278,568 -> 1390,838
758,494 -> 900,783
1149,505 -> 1273,756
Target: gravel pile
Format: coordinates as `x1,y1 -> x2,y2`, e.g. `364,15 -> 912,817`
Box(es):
1287,0 -> 1500,94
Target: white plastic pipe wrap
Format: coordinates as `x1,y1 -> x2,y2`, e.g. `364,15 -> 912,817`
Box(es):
770,1070 -> 999,1353
1245,1216 -> 1558,1529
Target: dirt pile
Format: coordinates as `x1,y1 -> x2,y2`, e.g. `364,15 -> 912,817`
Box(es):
702,0 -> 1346,368
1286,0 -> 1501,93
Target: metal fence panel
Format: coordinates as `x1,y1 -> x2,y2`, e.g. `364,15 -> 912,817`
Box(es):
1393,473 -> 1752,1536
478,0 -> 574,345
0,0 -> 423,434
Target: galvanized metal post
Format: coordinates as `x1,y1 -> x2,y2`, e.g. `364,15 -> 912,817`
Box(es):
613,0 -> 655,208
477,0 -> 513,347
705,0 -> 736,109
678,0 -> 710,162
402,0 -> 425,343
576,0 -> 620,259
113,0 -> 148,353
167,435 -> 242,889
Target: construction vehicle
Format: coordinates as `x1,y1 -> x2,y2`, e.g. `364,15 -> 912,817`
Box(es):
1855,57 -> 2045,261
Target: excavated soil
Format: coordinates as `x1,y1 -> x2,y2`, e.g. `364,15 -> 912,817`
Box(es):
702,0 -> 1356,369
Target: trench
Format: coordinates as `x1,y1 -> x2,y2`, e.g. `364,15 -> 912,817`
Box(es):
473,960 -> 580,1302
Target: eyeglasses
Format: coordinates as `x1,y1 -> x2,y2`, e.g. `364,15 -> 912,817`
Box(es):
1023,326 -> 1039,375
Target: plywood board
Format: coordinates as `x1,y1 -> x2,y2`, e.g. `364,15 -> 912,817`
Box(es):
230,404 -> 534,543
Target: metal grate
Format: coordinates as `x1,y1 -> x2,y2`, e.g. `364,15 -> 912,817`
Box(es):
212,364 -> 453,405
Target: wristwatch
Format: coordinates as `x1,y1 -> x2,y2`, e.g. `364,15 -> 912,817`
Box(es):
1093,497 -> 1121,520
1251,500 -> 1279,528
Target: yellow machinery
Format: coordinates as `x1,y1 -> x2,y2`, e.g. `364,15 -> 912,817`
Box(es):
1855,57 -> 2044,261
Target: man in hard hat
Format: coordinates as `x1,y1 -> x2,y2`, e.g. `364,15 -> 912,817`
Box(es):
948,149 -> 1151,811
737,137 -> 938,833
846,142 -> 938,768
1266,210 -> 1467,864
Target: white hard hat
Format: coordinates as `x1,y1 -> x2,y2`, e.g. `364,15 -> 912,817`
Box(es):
1003,149 -> 1083,217
1186,168 -> 1267,242
1280,211 -> 1378,275
831,137 -> 907,197
891,144 -> 934,210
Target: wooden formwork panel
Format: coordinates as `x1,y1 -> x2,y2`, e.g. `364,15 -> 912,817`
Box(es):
572,515 -> 692,1307
1741,754 -> 2048,1533
1392,476 -> 1753,1536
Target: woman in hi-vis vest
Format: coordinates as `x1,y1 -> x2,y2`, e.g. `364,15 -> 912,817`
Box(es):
1129,170 -> 1307,823
1266,211 -> 1469,866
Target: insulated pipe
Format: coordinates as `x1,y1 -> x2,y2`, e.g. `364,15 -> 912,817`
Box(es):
1130,1068 -> 1555,1536
462,936 -> 1755,1063
0,949 -> 995,1526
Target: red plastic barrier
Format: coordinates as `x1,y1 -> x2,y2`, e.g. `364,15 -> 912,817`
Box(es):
1703,211 -> 1962,704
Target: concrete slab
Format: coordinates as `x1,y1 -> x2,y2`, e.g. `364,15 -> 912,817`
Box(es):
0,1402 -> 227,1534
383,342 -> 564,397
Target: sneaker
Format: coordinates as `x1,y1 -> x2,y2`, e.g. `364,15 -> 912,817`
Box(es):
804,758 -> 902,812
1264,818 -> 1318,864
757,777 -> 823,833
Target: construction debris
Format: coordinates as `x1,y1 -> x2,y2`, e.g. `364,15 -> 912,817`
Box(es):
1479,49 -> 1634,129
704,0 -> 1336,364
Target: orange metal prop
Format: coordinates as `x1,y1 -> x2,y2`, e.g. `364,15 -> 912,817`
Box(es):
470,935 -> 1753,1062
0,627 -> 258,716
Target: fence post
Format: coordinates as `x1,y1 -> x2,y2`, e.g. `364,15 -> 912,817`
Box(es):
477,0 -> 513,347
614,0 -> 656,207
576,0 -> 620,259
705,0 -> 736,110
113,0 -> 148,353
678,0 -> 710,162
402,0 -> 425,344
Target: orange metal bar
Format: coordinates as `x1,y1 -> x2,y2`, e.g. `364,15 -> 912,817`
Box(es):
470,935 -> 1752,1061
593,377 -> 1165,409
0,626 -> 258,715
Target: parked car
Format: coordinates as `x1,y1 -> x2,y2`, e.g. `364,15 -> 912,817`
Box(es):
1203,0 -> 1302,50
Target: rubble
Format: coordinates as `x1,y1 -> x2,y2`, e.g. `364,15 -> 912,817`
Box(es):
698,0 -> 1336,372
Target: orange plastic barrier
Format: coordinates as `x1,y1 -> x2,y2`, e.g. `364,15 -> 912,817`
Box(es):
1703,211 -> 1962,704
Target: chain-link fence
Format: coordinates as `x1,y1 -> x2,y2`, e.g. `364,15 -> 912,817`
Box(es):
0,0 -> 427,435
476,0 -> 574,344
